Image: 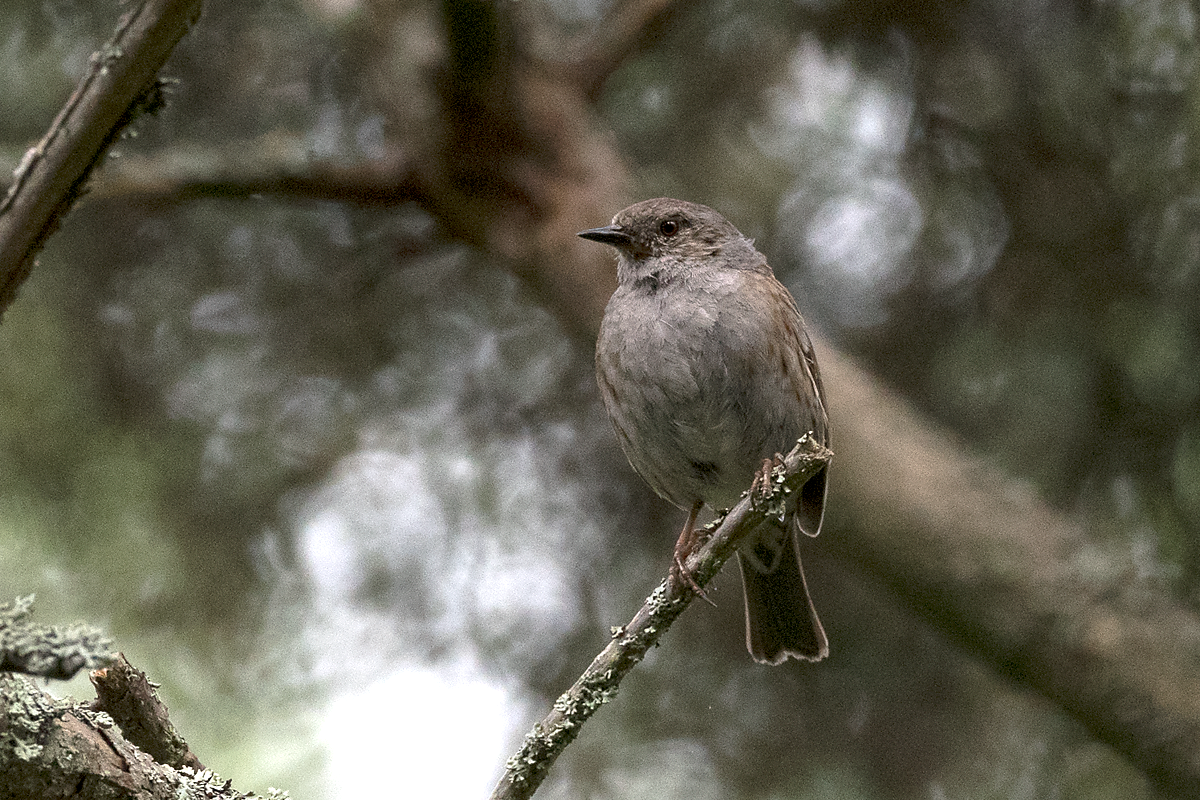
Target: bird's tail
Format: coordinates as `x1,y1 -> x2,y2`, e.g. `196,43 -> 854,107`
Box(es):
738,520 -> 828,664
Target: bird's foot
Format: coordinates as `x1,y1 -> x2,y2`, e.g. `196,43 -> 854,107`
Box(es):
750,454 -> 785,506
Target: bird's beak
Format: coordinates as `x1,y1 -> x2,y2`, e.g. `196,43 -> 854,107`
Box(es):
577,225 -> 634,247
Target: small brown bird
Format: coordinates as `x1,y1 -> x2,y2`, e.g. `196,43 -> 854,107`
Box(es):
580,198 -> 829,664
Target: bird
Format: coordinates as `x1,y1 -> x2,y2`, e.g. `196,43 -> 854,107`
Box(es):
579,197 -> 830,664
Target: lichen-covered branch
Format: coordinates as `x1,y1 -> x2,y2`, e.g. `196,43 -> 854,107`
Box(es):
0,595 -> 112,680
91,653 -> 205,772
488,436 -> 832,800
0,603 -> 279,800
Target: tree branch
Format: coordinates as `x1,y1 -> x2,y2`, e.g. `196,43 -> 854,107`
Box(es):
0,603 -> 274,800
0,0 -> 203,319
91,654 -> 205,773
0,675 -> 264,800
488,436 -> 832,800
0,595 -> 112,681
820,350 -> 1200,798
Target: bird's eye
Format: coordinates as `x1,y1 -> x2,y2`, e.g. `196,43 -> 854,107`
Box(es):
659,220 -> 679,237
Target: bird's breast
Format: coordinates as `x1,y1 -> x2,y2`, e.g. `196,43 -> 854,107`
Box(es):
596,281 -> 795,509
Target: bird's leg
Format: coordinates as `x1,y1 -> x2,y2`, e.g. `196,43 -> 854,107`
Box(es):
669,500 -> 716,605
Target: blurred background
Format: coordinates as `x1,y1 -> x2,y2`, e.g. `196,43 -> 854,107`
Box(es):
1,0 -> 1197,797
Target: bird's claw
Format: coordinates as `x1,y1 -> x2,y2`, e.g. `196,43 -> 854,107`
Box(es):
750,454 -> 785,506
670,555 -> 717,606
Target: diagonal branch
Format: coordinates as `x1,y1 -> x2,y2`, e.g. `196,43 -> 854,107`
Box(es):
91,653 -> 205,773
820,350 -> 1200,798
0,0 -> 204,319
488,436 -> 832,800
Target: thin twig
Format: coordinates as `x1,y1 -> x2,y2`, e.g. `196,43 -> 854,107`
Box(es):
487,435 -> 832,800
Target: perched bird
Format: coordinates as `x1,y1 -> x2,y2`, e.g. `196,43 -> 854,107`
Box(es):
580,198 -> 830,664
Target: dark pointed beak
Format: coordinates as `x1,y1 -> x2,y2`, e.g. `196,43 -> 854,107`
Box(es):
577,225 -> 633,247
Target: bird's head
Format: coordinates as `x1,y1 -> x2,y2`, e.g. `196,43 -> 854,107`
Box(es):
578,198 -> 763,286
